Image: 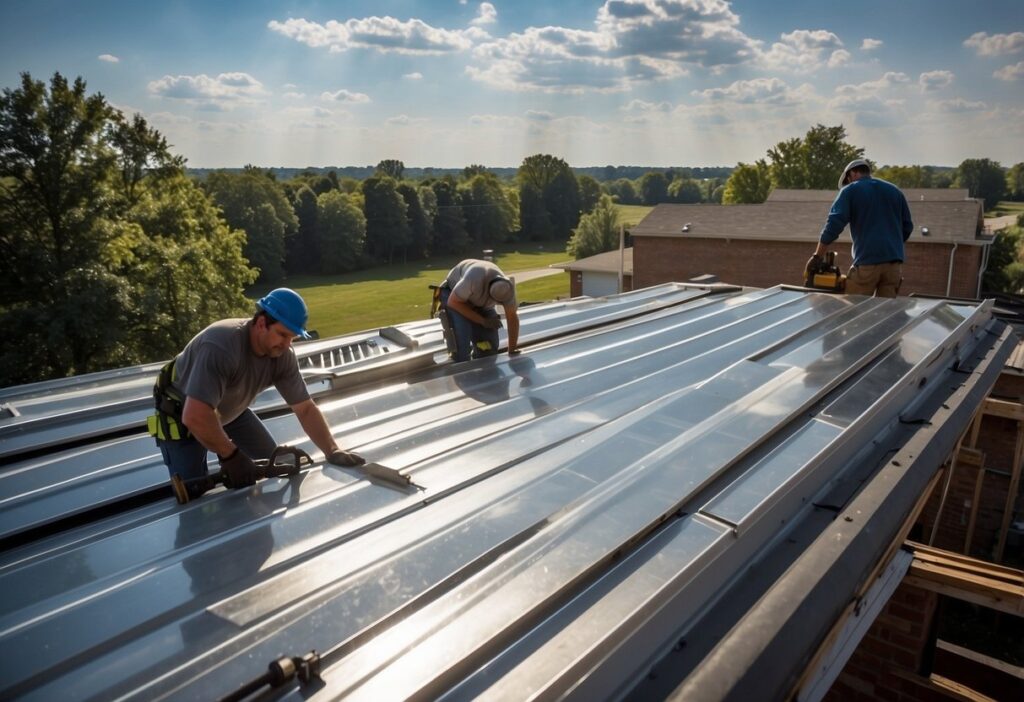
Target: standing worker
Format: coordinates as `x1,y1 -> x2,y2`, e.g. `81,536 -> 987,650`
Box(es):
438,259 -> 520,362
811,158 -> 913,297
149,288 -> 365,499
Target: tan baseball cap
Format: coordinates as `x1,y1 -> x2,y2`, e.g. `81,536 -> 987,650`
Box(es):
838,158 -> 870,189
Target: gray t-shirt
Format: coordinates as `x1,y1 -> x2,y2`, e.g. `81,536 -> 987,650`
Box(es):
444,259 -> 517,309
170,318 -> 310,424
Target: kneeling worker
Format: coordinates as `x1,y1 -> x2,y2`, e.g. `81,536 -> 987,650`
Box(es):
439,259 -> 520,361
149,288 -> 364,498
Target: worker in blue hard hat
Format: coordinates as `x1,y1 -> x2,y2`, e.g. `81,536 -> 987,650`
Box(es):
148,288 -> 364,500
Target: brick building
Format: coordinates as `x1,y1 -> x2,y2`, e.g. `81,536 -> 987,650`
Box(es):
631,189 -> 993,299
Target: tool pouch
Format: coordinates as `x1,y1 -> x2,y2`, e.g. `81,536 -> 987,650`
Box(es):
148,359 -> 191,441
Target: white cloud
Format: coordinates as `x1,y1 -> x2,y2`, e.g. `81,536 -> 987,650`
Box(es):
963,31 -> 1024,56
759,29 -> 844,72
268,16 -> 483,55
385,114 -> 427,126
918,70 -> 954,91
929,98 -> 987,113
98,54 -> 119,63
525,109 -> 554,121
860,38 -> 882,51
403,72 -> 424,80
471,3 -> 497,27
621,99 -> 672,113
695,77 -> 804,105
283,91 -> 305,100
994,61 -> 1024,81
147,72 -> 268,108
834,71 -> 910,97
828,49 -> 850,68
320,88 -> 371,103
467,0 -> 758,92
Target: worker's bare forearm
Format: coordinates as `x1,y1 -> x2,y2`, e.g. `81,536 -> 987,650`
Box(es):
293,399 -> 340,456
181,397 -> 234,456
814,241 -> 828,256
505,307 -> 520,352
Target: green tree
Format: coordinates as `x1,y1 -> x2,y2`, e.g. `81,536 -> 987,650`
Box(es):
874,165 -> 935,189
431,177 -> 470,254
203,167 -> 298,281
639,171 -> 669,205
955,158 -> 1006,210
566,194 -> 621,259
361,174 -> 410,264
462,164 -> 490,179
108,112 -> 184,206
287,185 -> 319,274
517,154 -> 580,240
460,173 -> 518,244
0,72 -> 255,383
396,181 -> 431,261
0,72 -> 125,381
116,173 -> 256,361
577,174 -> 602,213
668,177 -> 703,203
376,159 -> 405,180
981,226 -> 1021,293
315,190 -> 365,273
722,160 -> 772,204
1007,162 -> 1024,201
605,178 -> 639,204
767,124 -> 864,190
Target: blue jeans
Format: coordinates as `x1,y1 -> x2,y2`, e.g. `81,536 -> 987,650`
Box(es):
157,408 -> 277,481
440,288 -> 500,362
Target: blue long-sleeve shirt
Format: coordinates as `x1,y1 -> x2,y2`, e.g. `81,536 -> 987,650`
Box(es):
819,177 -> 913,266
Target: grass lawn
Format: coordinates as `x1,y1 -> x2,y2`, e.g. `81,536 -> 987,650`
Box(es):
987,201 -> 1024,218
616,204 -> 653,228
252,241 -> 573,338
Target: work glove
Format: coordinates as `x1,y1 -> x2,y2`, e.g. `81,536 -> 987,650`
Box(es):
327,449 -> 366,467
480,316 -> 502,330
805,254 -> 822,274
219,448 -> 258,489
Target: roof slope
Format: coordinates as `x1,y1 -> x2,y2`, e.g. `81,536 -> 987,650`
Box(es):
0,286 -> 1012,701
768,188 -> 971,202
631,200 -> 984,245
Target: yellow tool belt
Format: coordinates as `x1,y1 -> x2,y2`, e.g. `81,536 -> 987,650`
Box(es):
148,359 -> 191,441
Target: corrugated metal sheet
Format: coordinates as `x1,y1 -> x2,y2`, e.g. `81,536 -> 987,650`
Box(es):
0,285 -> 1012,701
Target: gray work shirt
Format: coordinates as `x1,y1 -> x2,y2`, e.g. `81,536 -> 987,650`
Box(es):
444,259 -> 517,309
170,319 -> 310,424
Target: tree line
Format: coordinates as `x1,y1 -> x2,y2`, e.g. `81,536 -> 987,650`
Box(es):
721,124 -> 1023,211
3,72 -> 1023,385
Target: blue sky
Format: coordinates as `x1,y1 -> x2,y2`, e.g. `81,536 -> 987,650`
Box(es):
2,0 -> 1022,168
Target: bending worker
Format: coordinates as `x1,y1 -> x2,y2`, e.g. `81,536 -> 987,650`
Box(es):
149,288 -> 364,497
439,259 -> 520,362
812,158 -> 913,297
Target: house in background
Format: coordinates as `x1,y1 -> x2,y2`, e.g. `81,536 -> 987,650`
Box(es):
551,247 -> 633,297
630,190 -> 993,299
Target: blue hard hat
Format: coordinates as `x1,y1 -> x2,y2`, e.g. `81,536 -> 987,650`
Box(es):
256,288 -> 311,339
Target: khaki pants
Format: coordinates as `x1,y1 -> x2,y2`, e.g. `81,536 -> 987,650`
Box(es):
845,262 -> 902,297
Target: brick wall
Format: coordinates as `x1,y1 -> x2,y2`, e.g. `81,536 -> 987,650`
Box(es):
634,236 -> 984,298
825,583 -> 940,702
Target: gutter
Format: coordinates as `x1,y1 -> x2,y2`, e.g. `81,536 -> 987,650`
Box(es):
976,236 -> 992,299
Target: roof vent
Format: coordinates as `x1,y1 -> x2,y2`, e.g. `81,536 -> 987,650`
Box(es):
921,226 -> 930,236
681,223 -> 691,233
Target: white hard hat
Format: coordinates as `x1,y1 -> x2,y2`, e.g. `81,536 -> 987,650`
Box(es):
839,159 -> 870,189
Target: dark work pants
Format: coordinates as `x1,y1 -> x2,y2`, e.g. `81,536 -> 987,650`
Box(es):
157,408 -> 277,481
439,288 -> 500,362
